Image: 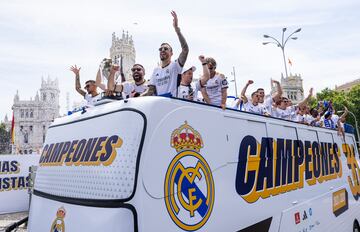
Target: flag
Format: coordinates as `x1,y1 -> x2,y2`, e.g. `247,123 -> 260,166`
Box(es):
11,112 -> 15,144
288,58 -> 293,66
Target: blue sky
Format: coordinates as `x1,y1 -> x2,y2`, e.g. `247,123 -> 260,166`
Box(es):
0,0 -> 359,120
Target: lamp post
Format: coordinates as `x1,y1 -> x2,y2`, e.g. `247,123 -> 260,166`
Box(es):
338,110 -> 360,149
230,66 -> 238,97
263,28 -> 301,78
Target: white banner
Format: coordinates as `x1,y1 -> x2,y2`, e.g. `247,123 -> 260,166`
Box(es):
0,154 -> 40,214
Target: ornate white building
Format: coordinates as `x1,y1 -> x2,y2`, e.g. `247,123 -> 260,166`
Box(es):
272,73 -> 304,104
3,77 -> 60,154
110,31 -> 136,81
2,32 -> 135,154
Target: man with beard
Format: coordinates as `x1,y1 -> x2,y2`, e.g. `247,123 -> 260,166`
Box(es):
108,64 -> 148,98
142,11 -> 189,97
70,65 -> 101,105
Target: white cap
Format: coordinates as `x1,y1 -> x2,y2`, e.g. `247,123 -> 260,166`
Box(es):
182,66 -> 196,74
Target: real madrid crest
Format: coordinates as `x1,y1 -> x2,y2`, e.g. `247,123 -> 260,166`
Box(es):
164,121 -> 215,231
50,207 -> 66,232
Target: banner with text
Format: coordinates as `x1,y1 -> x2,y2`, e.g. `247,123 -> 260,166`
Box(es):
0,154 -> 40,214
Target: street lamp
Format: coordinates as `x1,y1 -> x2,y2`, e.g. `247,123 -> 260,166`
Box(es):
230,66 -> 238,97
263,27 -> 301,78
338,110 -> 360,149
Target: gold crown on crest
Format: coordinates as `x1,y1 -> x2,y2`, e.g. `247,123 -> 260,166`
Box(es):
56,207 -> 66,219
171,121 -> 203,152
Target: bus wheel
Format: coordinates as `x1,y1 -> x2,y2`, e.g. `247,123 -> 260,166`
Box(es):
354,220 -> 360,232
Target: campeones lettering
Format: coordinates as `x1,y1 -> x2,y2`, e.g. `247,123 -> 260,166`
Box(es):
235,136 -> 342,203
39,135 -> 122,166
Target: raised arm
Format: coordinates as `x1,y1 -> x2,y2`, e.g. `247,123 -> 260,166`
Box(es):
241,80 -> 253,103
70,65 -> 86,97
271,79 -> 283,102
172,11 -> 189,67
298,87 -> 313,108
339,106 -> 349,122
199,55 -> 210,87
108,65 -> 123,93
95,69 -> 106,91
120,55 -> 126,83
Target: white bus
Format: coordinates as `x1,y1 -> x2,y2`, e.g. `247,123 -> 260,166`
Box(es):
28,97 -> 360,232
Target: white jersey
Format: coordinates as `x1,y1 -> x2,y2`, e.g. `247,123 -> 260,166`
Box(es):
84,93 -> 101,106
305,114 -> 315,124
122,81 -> 148,98
148,60 -> 182,97
332,114 -> 340,125
272,107 -> 295,120
203,74 -> 228,106
177,84 -> 196,100
264,96 -> 273,115
243,102 -> 267,115
294,114 -> 306,123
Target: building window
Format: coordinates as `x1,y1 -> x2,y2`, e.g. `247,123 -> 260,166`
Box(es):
30,110 -> 33,118
24,150 -> 28,154
21,110 -> 24,118
20,125 -> 23,131
43,134 -> 46,143
30,125 -> 33,131
25,111 -> 29,118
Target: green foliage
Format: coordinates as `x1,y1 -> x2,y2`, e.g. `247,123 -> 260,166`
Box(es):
308,96 -> 318,109
0,123 -> 11,154
316,84 -> 360,130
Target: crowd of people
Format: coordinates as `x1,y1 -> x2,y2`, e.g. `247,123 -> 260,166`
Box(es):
69,11 -> 349,134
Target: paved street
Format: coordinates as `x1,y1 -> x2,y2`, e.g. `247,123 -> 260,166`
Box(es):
0,212 -> 28,232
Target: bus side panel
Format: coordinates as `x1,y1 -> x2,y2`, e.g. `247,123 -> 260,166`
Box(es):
278,129 -> 355,232
141,106 -> 229,231
28,195 -> 135,232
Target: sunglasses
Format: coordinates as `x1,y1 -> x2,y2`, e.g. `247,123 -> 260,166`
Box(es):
131,68 -> 142,72
159,47 -> 170,52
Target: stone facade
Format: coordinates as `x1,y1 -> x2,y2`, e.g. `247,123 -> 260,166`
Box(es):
3,77 -> 60,154
335,78 -> 360,92
110,31 -> 136,81
273,73 -> 304,104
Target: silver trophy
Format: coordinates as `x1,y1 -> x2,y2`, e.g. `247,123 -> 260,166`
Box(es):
99,58 -> 121,85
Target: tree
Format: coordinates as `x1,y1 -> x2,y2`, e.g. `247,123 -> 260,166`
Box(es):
316,84 -> 360,136
0,123 -> 11,154
347,84 -> 360,127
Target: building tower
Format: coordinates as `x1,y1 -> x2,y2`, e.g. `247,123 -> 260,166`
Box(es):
110,31 -> 136,81
40,76 -> 60,120
279,73 -> 304,104
10,77 -> 60,154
